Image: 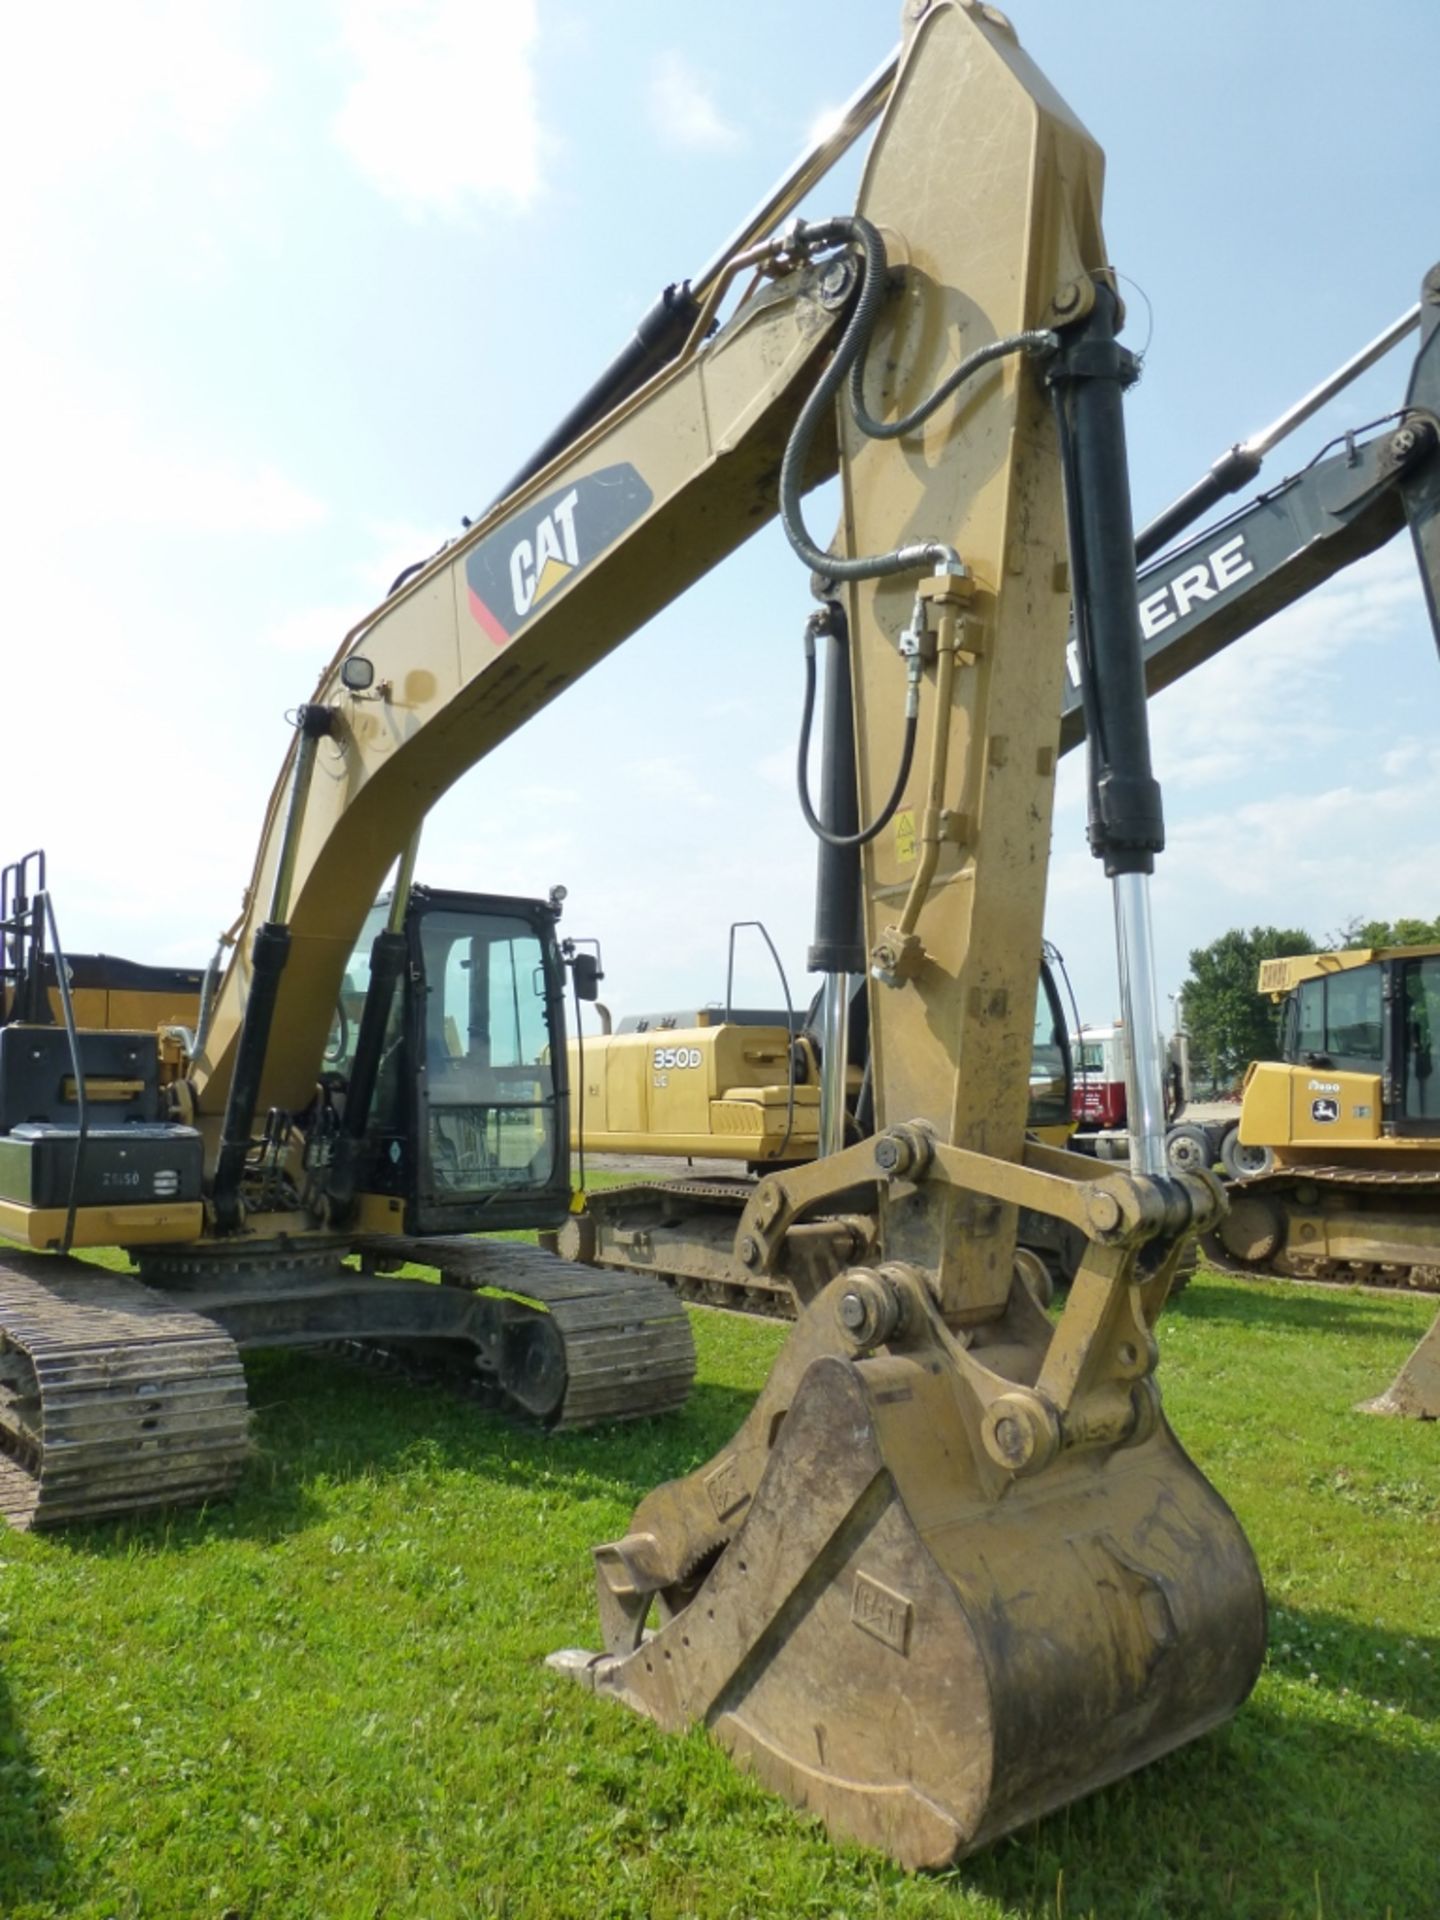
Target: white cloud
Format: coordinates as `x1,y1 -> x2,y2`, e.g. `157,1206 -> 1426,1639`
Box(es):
0,4 -> 271,199
649,52 -> 743,154
128,458 -> 329,536
259,521 -> 458,661
261,604 -> 365,658
5,348 -> 327,539
1381,738 -> 1425,779
755,746 -> 795,792
1143,540 -> 1420,790
622,756 -> 719,812
1162,749 -> 1440,919
359,519 -> 458,597
332,0 -> 543,218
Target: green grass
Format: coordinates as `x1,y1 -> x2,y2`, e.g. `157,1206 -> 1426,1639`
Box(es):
0,1269 -> 1437,1920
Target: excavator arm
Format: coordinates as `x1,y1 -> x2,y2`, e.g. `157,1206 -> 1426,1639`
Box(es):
532,1 -> 1266,1871
193,263 -> 849,1138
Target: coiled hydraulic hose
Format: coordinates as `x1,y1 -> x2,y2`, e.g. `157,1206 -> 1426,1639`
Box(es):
848,326 -> 1060,441
778,214 -> 1059,579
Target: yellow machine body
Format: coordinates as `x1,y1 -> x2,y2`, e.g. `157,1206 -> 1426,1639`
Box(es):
1242,944 -> 1440,1161
1239,1060 -> 1386,1152
1213,944 -> 1440,1416
568,1019 -> 820,1161
53,982 -> 199,1036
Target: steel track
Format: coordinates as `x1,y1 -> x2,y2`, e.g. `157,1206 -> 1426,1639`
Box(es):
1204,1163 -> 1440,1294
0,1254 -> 250,1531
357,1237 -> 696,1423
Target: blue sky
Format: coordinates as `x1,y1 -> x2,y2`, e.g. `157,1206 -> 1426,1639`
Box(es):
5,0 -> 1437,1033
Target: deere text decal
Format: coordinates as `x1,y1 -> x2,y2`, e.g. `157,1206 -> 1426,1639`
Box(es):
464,464 -> 653,645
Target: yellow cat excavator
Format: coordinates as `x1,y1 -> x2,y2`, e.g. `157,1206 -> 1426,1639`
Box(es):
4,0 -> 1282,1868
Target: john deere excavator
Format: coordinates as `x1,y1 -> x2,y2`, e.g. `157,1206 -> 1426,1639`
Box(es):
560,957 -> 1078,1311
2,0 -> 1307,1868
1200,942 -> 1440,1416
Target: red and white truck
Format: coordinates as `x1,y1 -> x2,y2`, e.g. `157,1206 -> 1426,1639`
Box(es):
1069,1021 -> 1257,1178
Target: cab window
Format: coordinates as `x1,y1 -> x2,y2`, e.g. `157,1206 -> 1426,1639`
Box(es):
1323,967 -> 1383,1066
420,910 -> 558,1194
1291,967 -> 1383,1071
1028,975 -> 1070,1131
1402,957 -> 1440,1121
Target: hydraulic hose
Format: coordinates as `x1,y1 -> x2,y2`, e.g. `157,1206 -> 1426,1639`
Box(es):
847,327 -> 1059,442
779,215 -> 1059,582
783,219 -> 1063,862
778,217 -> 960,582
797,608 -> 918,847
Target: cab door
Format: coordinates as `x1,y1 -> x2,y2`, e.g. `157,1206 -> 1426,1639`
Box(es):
402,889 -> 572,1233
1396,954 -> 1440,1135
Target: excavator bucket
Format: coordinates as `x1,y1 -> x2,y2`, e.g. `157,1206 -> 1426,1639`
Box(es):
1361,1306 -> 1440,1418
558,1272 -> 1263,1868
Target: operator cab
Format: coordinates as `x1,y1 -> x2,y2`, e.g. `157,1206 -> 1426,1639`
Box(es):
1279,948 -> 1440,1129
330,887 -> 574,1233
1245,944 -> 1440,1150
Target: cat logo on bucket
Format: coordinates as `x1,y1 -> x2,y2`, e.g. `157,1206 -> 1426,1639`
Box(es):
464,464 -> 653,646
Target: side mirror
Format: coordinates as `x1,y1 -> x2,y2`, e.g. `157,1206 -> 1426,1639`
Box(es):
341,655 -> 376,692
570,953 -> 601,1002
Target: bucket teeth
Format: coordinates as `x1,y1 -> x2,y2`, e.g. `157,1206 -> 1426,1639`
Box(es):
560,1292 -> 1266,1868
1360,1307 -> 1440,1418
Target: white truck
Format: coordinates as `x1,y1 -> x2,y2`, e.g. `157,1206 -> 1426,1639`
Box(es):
1070,1019 -> 1261,1178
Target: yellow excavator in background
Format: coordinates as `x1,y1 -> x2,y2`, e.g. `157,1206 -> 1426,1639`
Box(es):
559,959 -> 1080,1312
564,952 -> 1074,1163
10,0 -> 1431,1869
1203,942 -> 1440,1414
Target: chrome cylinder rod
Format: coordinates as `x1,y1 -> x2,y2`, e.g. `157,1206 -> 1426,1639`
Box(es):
818,972 -> 853,1158
1112,871 -> 1168,1180
1243,301 -> 1422,462
1137,298 -> 1423,564
692,50 -> 899,300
